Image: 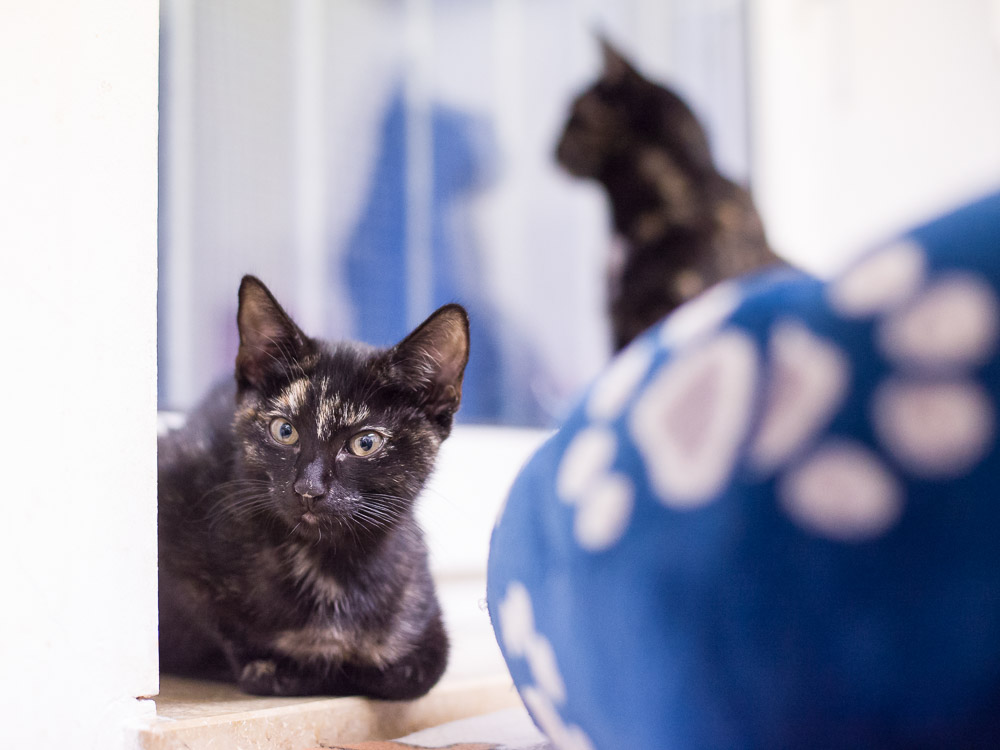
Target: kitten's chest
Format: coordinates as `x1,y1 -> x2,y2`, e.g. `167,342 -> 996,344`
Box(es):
277,543 -> 349,609
243,547 -> 411,668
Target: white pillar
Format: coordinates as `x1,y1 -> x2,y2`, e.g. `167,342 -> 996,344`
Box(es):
0,2 -> 160,748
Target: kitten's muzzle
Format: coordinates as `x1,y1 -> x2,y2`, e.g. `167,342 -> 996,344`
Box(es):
294,458 -> 329,503
297,493 -> 319,511
294,492 -> 322,527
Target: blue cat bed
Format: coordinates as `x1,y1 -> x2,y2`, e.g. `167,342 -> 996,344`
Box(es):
487,190 -> 1000,749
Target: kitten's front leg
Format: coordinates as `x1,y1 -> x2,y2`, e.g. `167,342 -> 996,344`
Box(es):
231,614 -> 448,698
338,613 -> 449,700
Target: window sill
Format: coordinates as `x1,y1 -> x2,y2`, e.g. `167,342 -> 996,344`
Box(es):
131,674 -> 521,750
127,575 -> 520,749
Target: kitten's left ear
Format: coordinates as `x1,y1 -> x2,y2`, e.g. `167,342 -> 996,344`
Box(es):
598,36 -> 640,84
390,304 -> 470,424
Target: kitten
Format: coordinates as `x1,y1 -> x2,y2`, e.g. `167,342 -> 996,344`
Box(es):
157,276 -> 469,699
556,39 -> 779,351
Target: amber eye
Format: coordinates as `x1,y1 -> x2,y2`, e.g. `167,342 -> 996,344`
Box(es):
347,431 -> 385,457
268,418 -> 299,446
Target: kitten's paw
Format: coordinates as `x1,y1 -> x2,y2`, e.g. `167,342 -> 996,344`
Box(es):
237,659 -> 280,694
237,658 -> 321,696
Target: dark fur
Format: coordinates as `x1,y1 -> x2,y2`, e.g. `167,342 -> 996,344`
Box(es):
158,276 -> 469,699
556,39 -> 779,350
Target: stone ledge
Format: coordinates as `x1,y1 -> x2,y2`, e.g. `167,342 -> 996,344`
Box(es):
129,674 -> 523,750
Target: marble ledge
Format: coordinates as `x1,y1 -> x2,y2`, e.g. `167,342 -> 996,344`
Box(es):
127,674 -> 524,750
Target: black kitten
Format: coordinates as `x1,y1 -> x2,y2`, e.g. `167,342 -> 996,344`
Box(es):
158,276 -> 469,699
557,39 -> 778,350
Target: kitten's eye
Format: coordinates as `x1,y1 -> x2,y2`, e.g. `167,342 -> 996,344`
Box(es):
347,431 -> 386,457
268,418 -> 299,446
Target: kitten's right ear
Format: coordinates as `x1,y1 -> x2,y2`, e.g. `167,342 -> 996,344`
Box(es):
598,36 -> 639,85
235,276 -> 312,391
388,304 -> 470,428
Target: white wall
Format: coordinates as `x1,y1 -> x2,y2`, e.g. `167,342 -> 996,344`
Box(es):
0,2 -> 160,748
420,425 -> 551,577
750,0 -> 1000,274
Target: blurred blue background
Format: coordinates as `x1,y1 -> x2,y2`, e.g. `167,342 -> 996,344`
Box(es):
157,0 -> 1000,425
156,0 -> 752,425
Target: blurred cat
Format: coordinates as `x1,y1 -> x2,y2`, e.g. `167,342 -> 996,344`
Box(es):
557,39 -> 779,350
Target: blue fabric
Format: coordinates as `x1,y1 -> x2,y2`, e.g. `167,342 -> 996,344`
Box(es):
487,191 -> 1000,749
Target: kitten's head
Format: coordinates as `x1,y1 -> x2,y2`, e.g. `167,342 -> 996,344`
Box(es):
231,276 -> 469,546
556,38 -> 713,181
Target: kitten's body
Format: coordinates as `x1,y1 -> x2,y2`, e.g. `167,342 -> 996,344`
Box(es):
158,277 -> 468,699
557,41 -> 778,350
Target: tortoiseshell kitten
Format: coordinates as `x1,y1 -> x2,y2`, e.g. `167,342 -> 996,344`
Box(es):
557,39 -> 779,350
158,276 -> 469,699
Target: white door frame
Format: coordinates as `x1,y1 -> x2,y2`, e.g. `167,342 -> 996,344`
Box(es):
0,2 -> 160,748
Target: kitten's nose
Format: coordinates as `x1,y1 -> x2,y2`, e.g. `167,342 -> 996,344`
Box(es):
294,459 -> 328,504
294,479 -> 326,503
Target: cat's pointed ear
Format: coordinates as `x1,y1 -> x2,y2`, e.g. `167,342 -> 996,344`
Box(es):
235,275 -> 312,391
598,36 -> 639,84
389,304 -> 470,425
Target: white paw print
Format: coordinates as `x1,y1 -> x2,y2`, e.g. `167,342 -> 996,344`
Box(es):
557,427 -> 617,499
587,341 -> 656,422
498,583 -> 596,750
877,273 -> 1000,371
746,317 -> 902,541
779,440 -> 903,541
873,378 -> 994,478
558,283 -> 749,550
522,686 -> 596,750
659,280 -> 742,348
497,581 -> 535,660
749,320 -> 850,472
572,473 -> 634,552
497,582 -> 564,701
630,330 -> 759,507
557,426 -> 634,551
871,259 -> 998,479
771,238 -> 997,540
827,239 -> 926,317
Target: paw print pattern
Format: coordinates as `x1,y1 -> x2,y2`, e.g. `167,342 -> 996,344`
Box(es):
557,427 -> 635,551
557,237 -> 999,549
746,316 -> 902,541
557,427 -> 617,499
868,267 -> 998,481
749,320 -> 851,473
779,440 -> 903,541
586,342 -> 656,422
659,280 -> 742,348
631,330 -> 759,508
873,378 -> 995,478
522,686 -> 597,750
775,239 -> 999,539
557,340 -> 660,553
497,583 -> 565,701
557,284 -> 751,553
498,583 -> 595,750
826,239 -> 926,318
877,273 -> 1000,370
